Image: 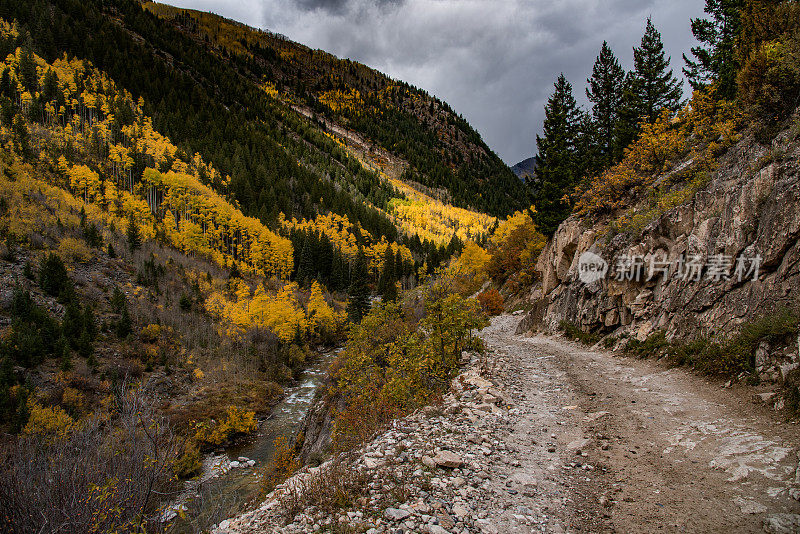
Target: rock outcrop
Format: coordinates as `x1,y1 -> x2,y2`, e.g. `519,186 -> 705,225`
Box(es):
519,128 -> 800,359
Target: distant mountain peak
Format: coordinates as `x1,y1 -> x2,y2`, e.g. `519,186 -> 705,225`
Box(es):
511,156 -> 538,180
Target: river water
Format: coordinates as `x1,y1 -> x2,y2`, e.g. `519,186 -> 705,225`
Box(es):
164,351 -> 336,532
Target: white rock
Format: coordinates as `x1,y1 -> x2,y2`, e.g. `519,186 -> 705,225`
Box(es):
734,496 -> 767,514
384,508 -> 411,521
452,505 -> 470,518
364,457 -> 382,469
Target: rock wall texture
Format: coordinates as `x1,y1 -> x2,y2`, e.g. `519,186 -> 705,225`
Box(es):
519,129 -> 800,345
295,389 -> 342,463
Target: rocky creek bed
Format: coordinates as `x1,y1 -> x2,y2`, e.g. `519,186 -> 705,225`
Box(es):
162,352 -> 337,532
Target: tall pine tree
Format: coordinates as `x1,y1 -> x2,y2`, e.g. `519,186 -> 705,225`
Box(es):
346,248 -> 371,323
532,73 -> 581,236
683,0 -> 744,99
378,247 -> 397,302
586,41 -> 625,171
126,217 -> 141,252
619,18 -> 683,148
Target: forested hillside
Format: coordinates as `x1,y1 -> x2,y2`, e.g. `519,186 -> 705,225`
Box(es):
142,2 -> 528,217
0,0 -> 526,253
0,1 -> 519,529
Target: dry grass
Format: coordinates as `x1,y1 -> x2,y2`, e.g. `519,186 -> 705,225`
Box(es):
276,455 -> 370,523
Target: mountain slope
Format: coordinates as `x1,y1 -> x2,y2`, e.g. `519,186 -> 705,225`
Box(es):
511,156 -> 538,180
143,1 -> 529,217
1,0 -> 526,258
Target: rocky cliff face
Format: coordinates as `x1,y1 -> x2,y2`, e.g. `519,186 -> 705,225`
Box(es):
295,389 -> 342,464
519,127 -> 800,355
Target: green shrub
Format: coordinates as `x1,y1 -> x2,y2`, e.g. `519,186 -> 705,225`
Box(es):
331,281 -> 486,450
602,336 -> 617,349
558,320 -> 602,345
626,309 -> 800,379
625,330 -> 669,358
38,253 -> 72,299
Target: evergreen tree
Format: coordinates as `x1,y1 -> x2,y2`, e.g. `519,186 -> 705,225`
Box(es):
619,18 -> 683,148
18,47 -> 37,93
62,300 -> 83,347
330,252 -> 347,291
574,110 -> 600,183
39,253 -> 71,299
631,19 -> 683,123
116,303 -> 132,339
532,73 -> 581,235
586,41 -> 625,170
228,262 -> 241,280
395,249 -> 404,279
379,247 -> 397,302
346,249 -> 371,323
83,305 -> 97,341
318,233 -> 334,282
296,236 -> 314,285
41,69 -> 59,103
58,337 -> 72,372
126,217 -> 141,252
683,0 -> 743,99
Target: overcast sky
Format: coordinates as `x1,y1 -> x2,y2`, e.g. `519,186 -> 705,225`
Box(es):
167,0 -> 705,165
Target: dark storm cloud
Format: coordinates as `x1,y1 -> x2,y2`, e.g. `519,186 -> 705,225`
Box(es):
294,0 -> 404,14
169,0 -> 704,165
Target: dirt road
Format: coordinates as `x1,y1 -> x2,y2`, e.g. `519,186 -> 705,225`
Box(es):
483,314 -> 800,533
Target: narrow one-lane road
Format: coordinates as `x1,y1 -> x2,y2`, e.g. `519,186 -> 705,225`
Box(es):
480,314 -> 800,533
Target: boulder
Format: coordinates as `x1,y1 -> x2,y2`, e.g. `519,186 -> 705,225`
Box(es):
763,514 -> 800,534
433,450 -> 463,468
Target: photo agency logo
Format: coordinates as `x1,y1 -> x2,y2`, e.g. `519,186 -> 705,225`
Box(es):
577,250 -> 763,284
578,251 -> 608,284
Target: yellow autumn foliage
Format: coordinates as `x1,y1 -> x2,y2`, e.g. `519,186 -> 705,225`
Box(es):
23,399 -> 76,437
306,281 -> 342,337
574,88 -> 741,218
282,212 -> 412,276
446,241 -> 491,295
56,237 -> 93,264
0,27 -> 292,279
193,406 -> 257,448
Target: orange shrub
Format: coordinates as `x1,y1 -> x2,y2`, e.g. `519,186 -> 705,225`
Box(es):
477,288 -> 504,316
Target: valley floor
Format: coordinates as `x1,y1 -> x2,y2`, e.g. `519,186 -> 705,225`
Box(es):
220,315 -> 800,533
